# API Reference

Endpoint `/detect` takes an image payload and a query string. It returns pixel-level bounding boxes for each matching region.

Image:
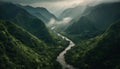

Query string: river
[51,27,76,69]
[56,33,76,69]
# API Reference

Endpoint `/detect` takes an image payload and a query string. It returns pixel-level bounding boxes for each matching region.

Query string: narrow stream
[56,33,76,69]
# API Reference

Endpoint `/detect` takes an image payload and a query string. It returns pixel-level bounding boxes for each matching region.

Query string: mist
[49,17,72,25]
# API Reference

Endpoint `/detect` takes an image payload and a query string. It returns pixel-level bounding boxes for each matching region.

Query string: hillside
[0,2,70,69]
[65,2,120,42]
[0,20,69,69]
[0,2,54,44]
[65,19,120,69]
[21,5,57,23]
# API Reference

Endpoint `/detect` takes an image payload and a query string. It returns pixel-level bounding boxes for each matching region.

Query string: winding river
[52,27,75,69]
[56,33,76,69]
[52,27,76,69]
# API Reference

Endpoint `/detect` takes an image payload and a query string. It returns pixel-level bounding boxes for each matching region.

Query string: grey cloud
[1,0,119,4]
[1,0,67,4]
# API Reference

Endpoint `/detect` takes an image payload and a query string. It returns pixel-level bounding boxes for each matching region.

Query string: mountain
[82,19,120,69]
[59,5,86,20]
[21,5,57,23]
[0,20,48,69]
[0,2,54,44]
[64,3,120,68]
[0,20,69,69]
[65,19,120,69]
[65,2,120,41]
[51,6,86,33]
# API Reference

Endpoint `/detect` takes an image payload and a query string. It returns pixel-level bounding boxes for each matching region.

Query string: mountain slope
[65,19,120,69]
[22,5,57,23]
[65,2,120,41]
[0,20,48,69]
[59,5,85,20]
[52,6,86,33]
[0,2,54,44]
[0,20,69,69]
[82,19,120,69]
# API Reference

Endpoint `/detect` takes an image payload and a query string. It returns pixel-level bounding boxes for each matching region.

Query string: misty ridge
[47,0,120,25]
[0,0,120,69]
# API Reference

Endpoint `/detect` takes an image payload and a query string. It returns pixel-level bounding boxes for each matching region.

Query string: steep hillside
[0,2,54,44]
[65,19,120,69]
[22,5,57,23]
[65,2,120,41]
[0,20,69,69]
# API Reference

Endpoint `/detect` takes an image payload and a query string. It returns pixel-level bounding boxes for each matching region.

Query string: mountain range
[0,2,54,44]
[0,1,120,69]
[64,2,120,69]
[0,2,68,69]
[65,19,120,69]
[65,2,120,42]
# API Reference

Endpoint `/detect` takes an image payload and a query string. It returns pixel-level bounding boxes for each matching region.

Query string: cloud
[1,0,119,4]
[49,17,72,25]
[1,0,72,4]
[48,18,56,25]
[61,17,72,24]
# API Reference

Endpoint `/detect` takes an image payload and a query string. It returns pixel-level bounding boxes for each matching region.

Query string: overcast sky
[1,0,120,16]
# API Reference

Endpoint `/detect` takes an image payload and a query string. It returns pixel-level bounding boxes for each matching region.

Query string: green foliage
[0,2,54,44]
[65,20,120,69]
[0,20,68,69]
[65,2,120,42]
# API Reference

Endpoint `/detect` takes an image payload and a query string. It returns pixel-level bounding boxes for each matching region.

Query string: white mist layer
[49,17,73,25]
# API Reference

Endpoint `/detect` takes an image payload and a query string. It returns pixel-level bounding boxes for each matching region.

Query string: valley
[56,32,76,69]
[52,27,76,69]
[0,0,120,69]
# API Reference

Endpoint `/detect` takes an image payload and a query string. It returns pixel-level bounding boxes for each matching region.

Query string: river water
[56,33,76,69]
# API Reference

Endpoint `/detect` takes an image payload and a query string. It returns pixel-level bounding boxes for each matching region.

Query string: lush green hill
[0,2,70,69]
[0,20,69,69]
[0,2,54,44]
[65,19,120,69]
[65,2,120,42]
